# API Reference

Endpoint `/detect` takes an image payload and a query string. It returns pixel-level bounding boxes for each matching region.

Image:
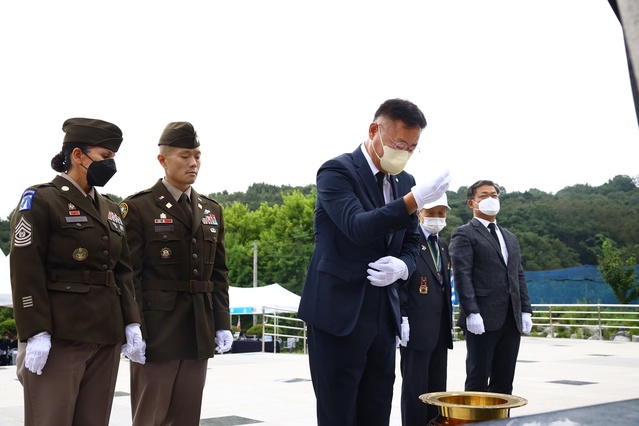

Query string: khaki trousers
[17,338,121,426]
[130,358,208,426]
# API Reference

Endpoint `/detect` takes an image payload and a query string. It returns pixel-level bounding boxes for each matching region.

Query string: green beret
[62,118,123,152]
[158,122,200,148]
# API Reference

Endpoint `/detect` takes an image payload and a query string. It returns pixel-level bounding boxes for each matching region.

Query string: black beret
[62,118,123,152]
[158,122,200,148]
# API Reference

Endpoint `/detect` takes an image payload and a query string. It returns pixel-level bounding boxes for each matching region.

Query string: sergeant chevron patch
[13,217,33,247]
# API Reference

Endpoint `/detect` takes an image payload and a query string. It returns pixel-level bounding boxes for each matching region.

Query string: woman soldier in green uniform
[10,118,146,426]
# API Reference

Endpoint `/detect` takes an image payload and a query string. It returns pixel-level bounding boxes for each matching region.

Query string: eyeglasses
[378,124,419,154]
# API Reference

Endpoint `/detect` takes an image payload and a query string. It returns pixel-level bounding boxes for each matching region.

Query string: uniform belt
[48,270,116,286]
[142,280,214,293]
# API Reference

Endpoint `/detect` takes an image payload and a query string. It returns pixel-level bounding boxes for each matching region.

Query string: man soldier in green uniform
[119,121,232,426]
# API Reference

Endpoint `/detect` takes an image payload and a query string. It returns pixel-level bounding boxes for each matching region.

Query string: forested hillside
[1,175,637,296]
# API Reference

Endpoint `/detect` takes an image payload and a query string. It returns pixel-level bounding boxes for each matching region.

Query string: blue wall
[524,265,639,304]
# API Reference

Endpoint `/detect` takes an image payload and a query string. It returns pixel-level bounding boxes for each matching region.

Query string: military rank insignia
[13,217,33,248]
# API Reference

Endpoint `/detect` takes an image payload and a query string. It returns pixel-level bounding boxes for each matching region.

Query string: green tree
[597,238,639,304]
[257,190,315,294]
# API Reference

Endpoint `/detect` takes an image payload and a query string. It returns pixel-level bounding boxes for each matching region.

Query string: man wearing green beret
[119,122,232,426]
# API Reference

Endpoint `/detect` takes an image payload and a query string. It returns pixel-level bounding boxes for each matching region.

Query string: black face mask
[83,155,117,187]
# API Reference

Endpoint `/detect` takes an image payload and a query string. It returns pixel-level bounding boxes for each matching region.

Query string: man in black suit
[449,180,533,395]
[399,193,454,425]
[298,98,451,425]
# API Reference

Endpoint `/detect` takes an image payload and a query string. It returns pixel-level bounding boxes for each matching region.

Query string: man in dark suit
[119,122,233,426]
[298,98,451,426]
[449,180,533,395]
[398,193,453,425]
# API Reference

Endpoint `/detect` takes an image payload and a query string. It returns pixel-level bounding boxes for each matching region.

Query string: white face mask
[477,197,500,216]
[421,217,446,234]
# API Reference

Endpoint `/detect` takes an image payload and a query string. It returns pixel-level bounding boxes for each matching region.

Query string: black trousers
[308,285,397,426]
[464,307,521,394]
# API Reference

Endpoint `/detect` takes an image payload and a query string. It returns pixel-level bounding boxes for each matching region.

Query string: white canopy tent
[229,283,301,314]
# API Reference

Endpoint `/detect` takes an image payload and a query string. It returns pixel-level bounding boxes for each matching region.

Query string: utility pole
[253,240,258,325]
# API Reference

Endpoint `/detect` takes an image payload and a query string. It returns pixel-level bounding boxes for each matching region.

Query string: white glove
[466,313,485,335]
[215,330,233,354]
[400,317,410,347]
[367,256,408,287]
[521,312,533,334]
[411,170,451,208]
[25,332,51,375]
[121,323,146,364]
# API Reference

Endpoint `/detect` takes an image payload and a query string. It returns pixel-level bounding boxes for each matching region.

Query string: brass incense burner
[420,391,528,425]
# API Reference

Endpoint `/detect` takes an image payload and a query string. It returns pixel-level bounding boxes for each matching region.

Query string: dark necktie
[87,195,98,212]
[488,223,499,243]
[376,172,385,199]
[178,193,192,224]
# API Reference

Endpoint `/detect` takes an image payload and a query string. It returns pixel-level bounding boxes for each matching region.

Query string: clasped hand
[367,256,408,287]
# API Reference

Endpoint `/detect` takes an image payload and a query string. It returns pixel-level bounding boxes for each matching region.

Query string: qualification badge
[419,276,428,294]
[73,248,89,261]
[161,247,172,259]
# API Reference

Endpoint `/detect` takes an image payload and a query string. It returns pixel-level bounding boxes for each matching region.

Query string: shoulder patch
[13,217,33,247]
[18,189,36,211]
[119,202,129,219]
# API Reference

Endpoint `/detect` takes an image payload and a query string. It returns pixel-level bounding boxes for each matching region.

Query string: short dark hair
[373,98,427,129]
[466,180,500,201]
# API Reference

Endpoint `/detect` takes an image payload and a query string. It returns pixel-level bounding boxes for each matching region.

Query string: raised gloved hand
[215,330,233,354]
[367,256,408,287]
[400,317,410,347]
[122,323,146,364]
[521,312,533,334]
[25,331,51,375]
[466,313,485,335]
[411,170,451,208]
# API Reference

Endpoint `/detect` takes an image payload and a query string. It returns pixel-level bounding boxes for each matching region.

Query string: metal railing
[258,304,639,354]
[261,306,308,354]
[529,303,639,339]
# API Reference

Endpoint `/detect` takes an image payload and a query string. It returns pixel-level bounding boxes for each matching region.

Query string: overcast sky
[1,0,637,219]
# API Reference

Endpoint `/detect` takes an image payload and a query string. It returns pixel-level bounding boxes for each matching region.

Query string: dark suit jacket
[120,179,230,362]
[298,146,420,337]
[449,218,531,332]
[399,229,453,351]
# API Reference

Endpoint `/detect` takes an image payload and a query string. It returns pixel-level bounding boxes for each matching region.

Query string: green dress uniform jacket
[10,175,141,344]
[119,179,230,362]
